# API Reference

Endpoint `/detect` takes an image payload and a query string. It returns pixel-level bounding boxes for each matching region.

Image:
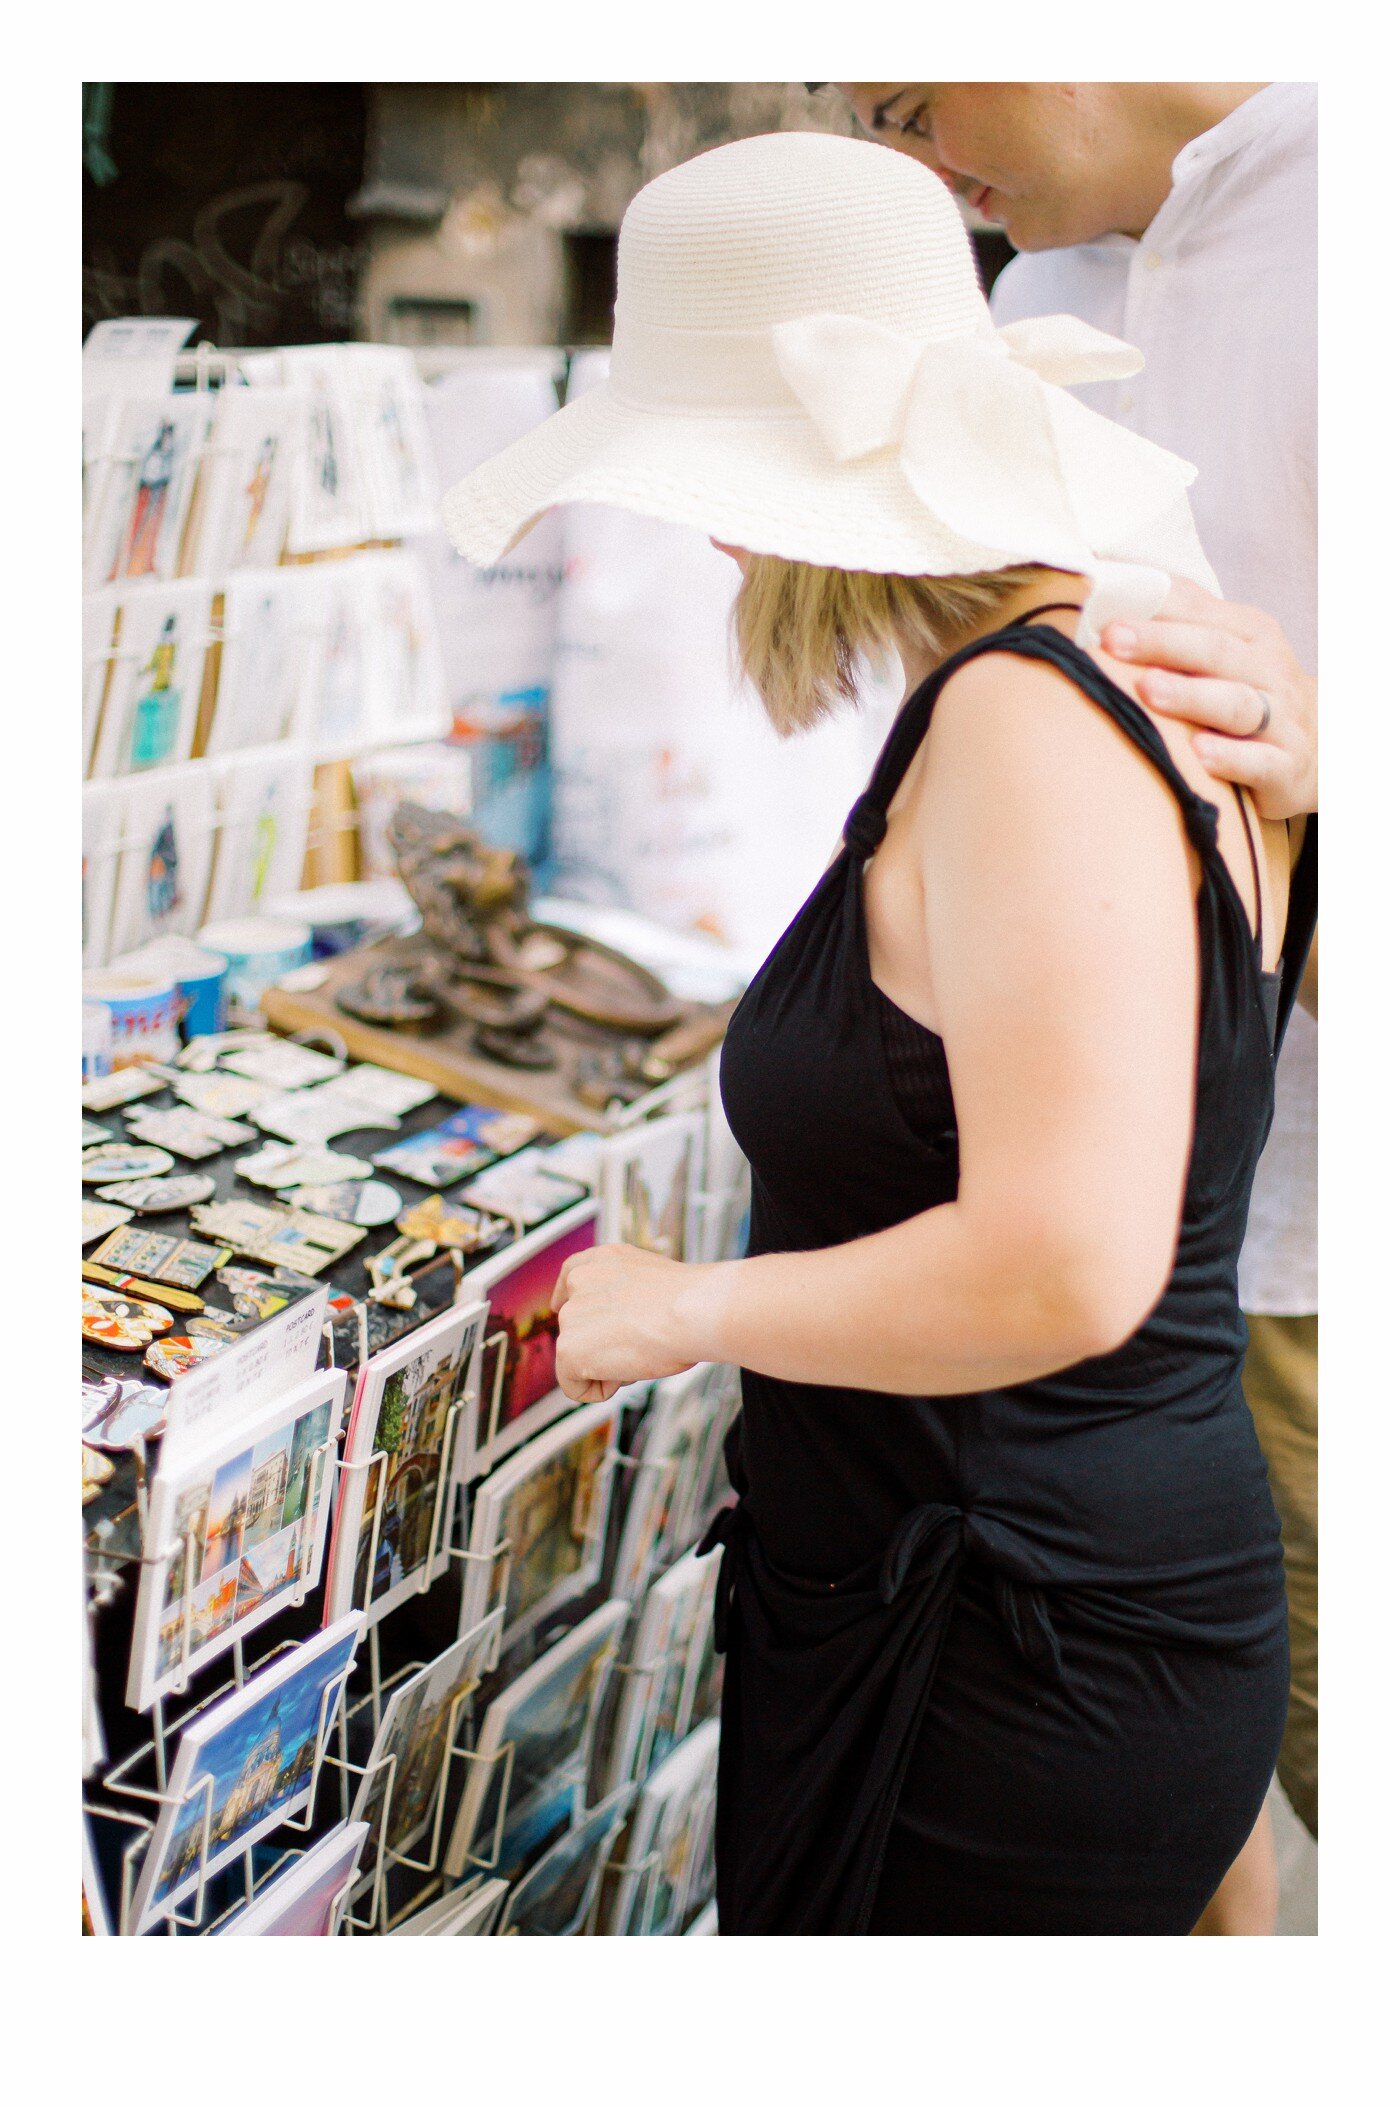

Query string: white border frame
[453,1197,597,1475]
[215,1819,370,1936]
[349,1610,503,1868]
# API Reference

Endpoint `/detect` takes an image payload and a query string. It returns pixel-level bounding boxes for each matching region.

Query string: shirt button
[1142,249,1164,271]
[1119,390,1135,414]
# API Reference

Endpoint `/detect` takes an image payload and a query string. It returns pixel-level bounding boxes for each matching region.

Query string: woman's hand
[1101,578,1317,820]
[551,1243,708,1404]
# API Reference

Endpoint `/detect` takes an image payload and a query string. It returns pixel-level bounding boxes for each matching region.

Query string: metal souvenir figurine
[93,1173,218,1214]
[81,1142,175,1185]
[393,1191,510,1253]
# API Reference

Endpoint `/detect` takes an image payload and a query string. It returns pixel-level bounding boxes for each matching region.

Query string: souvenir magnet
[144,1332,228,1380]
[123,1105,257,1158]
[170,1070,275,1119]
[393,1192,509,1253]
[250,1089,396,1145]
[82,1261,206,1314]
[177,1029,276,1074]
[214,1264,318,1320]
[372,1105,542,1189]
[186,1310,258,1346]
[287,1178,402,1227]
[83,1446,115,1503]
[81,1067,167,1113]
[83,1199,134,1245]
[94,1174,218,1214]
[82,1143,175,1184]
[84,1380,168,1450]
[83,1375,123,1433]
[219,1040,346,1090]
[83,1283,174,1350]
[89,1226,228,1289]
[189,1198,365,1275]
[318,1064,437,1118]
[233,1140,374,1189]
[82,1119,114,1148]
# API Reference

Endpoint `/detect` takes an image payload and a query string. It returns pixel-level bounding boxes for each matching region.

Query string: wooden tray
[261,934,730,1137]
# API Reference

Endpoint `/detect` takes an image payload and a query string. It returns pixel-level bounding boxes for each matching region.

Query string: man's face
[840,83,1119,251]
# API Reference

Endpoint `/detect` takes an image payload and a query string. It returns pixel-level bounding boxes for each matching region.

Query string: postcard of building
[457,1398,620,1651]
[129,1611,363,1935]
[497,1783,636,1937]
[598,1546,723,1798]
[455,1199,597,1475]
[610,1364,723,1602]
[216,1819,369,1936]
[350,1609,504,1880]
[323,1298,488,1630]
[127,1367,348,1711]
[443,1597,628,1884]
[597,1111,704,1261]
[606,1717,720,1937]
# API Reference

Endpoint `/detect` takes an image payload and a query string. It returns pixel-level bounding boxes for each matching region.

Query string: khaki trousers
[1243,1312,1318,1837]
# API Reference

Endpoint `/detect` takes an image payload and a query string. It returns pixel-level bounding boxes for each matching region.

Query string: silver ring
[1249,689,1272,739]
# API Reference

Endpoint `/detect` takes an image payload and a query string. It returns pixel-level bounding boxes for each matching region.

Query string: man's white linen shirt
[991,82,1317,1315]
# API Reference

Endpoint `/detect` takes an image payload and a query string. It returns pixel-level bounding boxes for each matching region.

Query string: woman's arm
[553,650,1200,1402]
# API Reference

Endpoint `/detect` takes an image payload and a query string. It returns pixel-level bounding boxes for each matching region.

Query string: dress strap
[1272,814,1317,1054]
[1009,601,1086,627]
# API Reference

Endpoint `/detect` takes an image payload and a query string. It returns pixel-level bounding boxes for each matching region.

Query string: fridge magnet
[443,1597,629,1885]
[215,1264,320,1322]
[83,1199,134,1245]
[82,1119,115,1148]
[289,1178,402,1227]
[250,1090,393,1147]
[322,1297,489,1629]
[497,1783,637,1938]
[127,1610,364,1935]
[94,1173,217,1214]
[324,1251,462,1376]
[82,1445,116,1504]
[596,1547,723,1799]
[350,1609,504,1881]
[393,1191,510,1254]
[186,1310,259,1347]
[234,1140,373,1189]
[388,1876,508,1937]
[81,1065,167,1113]
[606,1718,721,1938]
[128,1365,348,1710]
[170,1068,278,1120]
[319,1063,437,1120]
[456,1200,597,1472]
[219,1038,346,1091]
[176,1029,275,1072]
[371,1105,541,1190]
[216,1818,369,1937]
[145,1332,231,1381]
[123,1105,257,1158]
[457,1146,589,1232]
[90,1224,228,1289]
[188,1197,366,1275]
[84,1377,169,1451]
[457,1398,620,1651]
[597,1111,704,1261]
[82,1282,175,1352]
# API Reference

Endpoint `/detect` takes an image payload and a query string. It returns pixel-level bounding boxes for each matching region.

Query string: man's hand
[1101,578,1317,820]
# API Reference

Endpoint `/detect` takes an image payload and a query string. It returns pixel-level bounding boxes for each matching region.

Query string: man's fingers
[1103,619,1256,684]
[1136,672,1271,738]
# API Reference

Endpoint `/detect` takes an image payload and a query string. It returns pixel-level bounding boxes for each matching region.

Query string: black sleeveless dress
[708,610,1315,1936]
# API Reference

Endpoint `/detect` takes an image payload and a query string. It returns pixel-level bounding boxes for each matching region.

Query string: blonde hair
[732,556,1049,735]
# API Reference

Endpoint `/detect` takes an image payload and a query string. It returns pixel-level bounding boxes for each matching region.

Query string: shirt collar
[1169,82,1308,186]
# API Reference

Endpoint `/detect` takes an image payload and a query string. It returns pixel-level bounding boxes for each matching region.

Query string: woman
[442,132,1313,1935]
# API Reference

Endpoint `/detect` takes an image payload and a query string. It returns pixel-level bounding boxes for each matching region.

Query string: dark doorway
[562,230,620,346]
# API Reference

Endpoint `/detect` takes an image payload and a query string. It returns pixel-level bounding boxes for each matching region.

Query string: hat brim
[440,381,1012,578]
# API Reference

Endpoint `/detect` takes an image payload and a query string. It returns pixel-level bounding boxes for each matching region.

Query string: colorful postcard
[215,1819,368,1936]
[497,1784,636,1937]
[388,1877,508,1937]
[127,1366,348,1710]
[597,1111,704,1261]
[349,345,440,540]
[108,762,217,956]
[186,386,295,576]
[86,393,204,589]
[129,1611,363,1935]
[457,1146,589,1231]
[456,1199,597,1473]
[458,1400,620,1651]
[90,581,211,780]
[606,1718,720,1937]
[677,1365,742,1550]
[203,744,315,924]
[323,1298,489,1630]
[350,1611,503,1884]
[443,1597,628,1884]
[596,1547,723,1799]
[611,1365,724,1602]
[372,1106,542,1190]
[208,568,322,756]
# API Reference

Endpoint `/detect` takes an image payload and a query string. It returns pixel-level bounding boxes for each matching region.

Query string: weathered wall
[355,84,861,345]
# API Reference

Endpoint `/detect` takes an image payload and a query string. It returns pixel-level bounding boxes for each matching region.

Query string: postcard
[388,1876,508,1936]
[274,345,370,554]
[686,1899,719,1935]
[606,1718,720,1937]
[108,762,218,955]
[216,1819,368,1936]
[203,745,315,924]
[86,393,204,589]
[208,568,322,757]
[596,1547,723,1798]
[457,1146,589,1231]
[185,387,296,577]
[323,1298,489,1630]
[455,1199,597,1473]
[611,1364,724,1601]
[372,1105,542,1189]
[129,1610,363,1935]
[458,1399,620,1651]
[597,1111,704,1263]
[324,1251,460,1377]
[443,1597,628,1884]
[127,1366,348,1710]
[497,1783,636,1937]
[89,581,211,779]
[350,1610,503,1886]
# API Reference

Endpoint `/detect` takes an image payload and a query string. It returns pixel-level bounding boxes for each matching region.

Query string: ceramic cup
[196,916,312,1020]
[81,968,182,1069]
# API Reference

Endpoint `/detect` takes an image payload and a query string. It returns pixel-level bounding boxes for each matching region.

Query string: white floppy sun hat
[442,130,1218,639]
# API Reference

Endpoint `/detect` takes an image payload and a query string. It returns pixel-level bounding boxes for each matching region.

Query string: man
[839,81,1318,1935]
